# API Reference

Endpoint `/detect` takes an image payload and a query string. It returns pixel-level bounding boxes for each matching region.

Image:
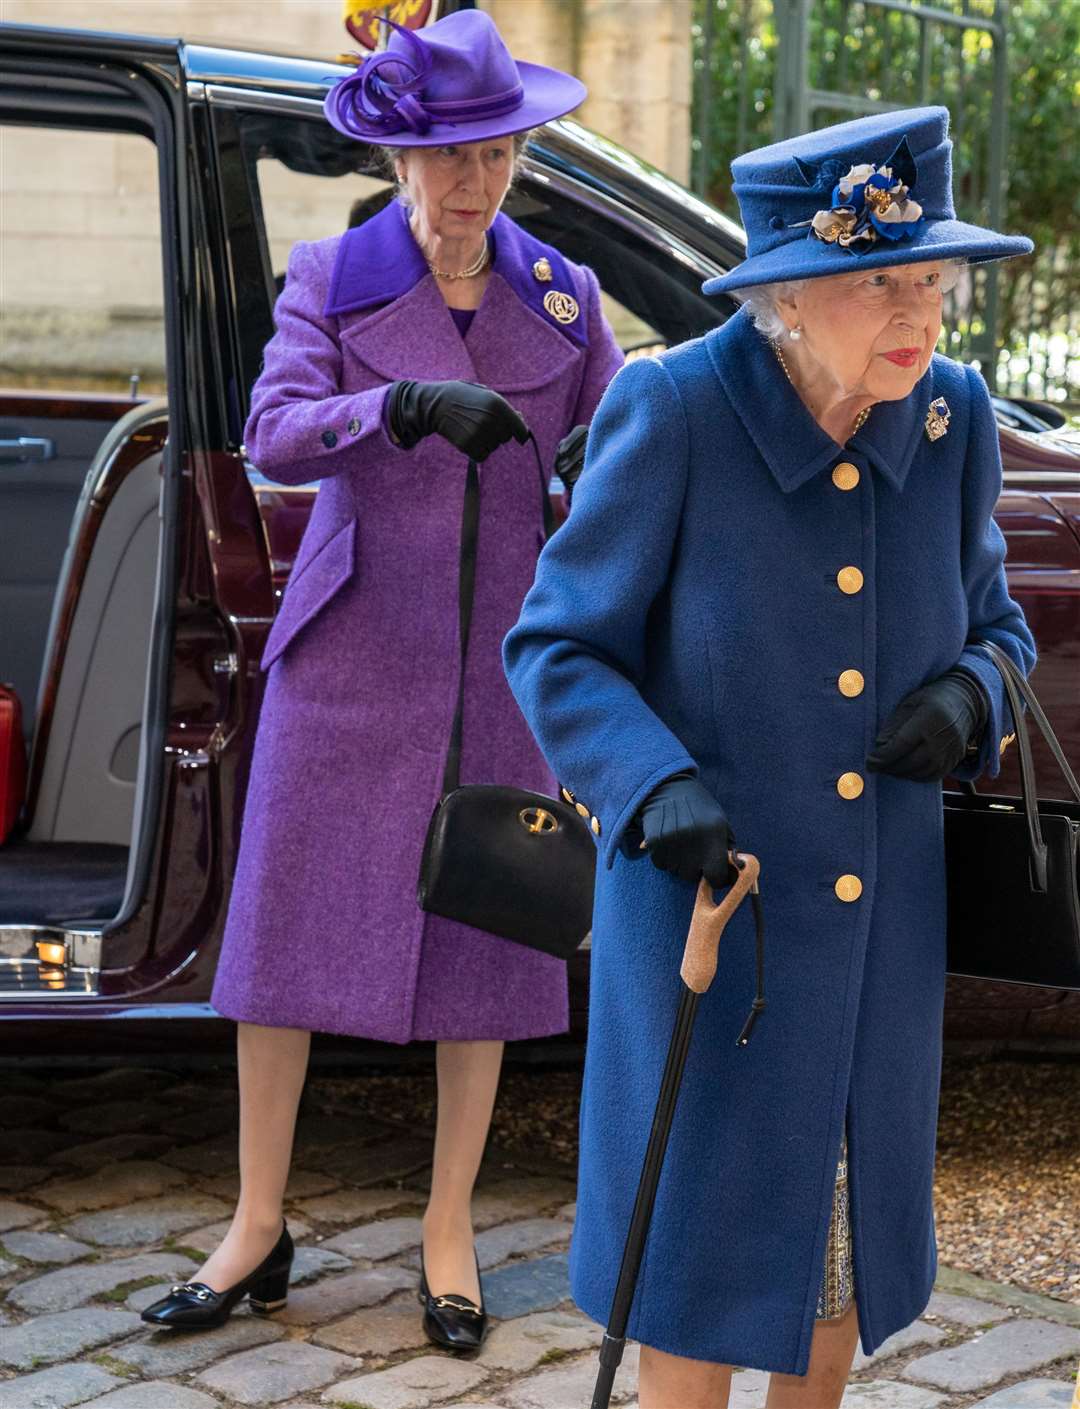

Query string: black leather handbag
[944,638,1080,990]
[416,449,596,960]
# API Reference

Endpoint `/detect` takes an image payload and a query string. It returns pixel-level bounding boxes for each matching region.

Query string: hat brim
[324,60,586,147]
[701,217,1034,295]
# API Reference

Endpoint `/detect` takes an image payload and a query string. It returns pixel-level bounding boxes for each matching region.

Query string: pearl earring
[789,325,802,341]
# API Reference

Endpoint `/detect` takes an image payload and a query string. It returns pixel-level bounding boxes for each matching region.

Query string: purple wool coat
[210,200,624,1042]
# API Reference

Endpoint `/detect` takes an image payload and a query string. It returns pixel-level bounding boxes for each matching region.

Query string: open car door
[0,25,273,1016]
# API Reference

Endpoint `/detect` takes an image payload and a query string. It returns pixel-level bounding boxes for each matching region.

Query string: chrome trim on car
[0,926,103,999]
[205,84,331,119]
[1003,472,1080,485]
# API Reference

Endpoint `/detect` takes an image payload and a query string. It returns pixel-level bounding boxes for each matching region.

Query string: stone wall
[484,0,691,185]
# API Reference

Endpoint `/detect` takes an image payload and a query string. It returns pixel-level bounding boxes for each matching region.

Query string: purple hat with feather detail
[324,9,586,147]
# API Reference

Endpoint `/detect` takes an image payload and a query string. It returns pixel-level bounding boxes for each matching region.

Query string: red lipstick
[883,347,920,367]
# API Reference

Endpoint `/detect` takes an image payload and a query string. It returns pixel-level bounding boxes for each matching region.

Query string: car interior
[0,107,170,966]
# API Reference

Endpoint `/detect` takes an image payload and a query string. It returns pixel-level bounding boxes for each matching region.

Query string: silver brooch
[925,397,950,441]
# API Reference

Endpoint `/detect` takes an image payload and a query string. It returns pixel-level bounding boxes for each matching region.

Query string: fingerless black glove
[388,378,529,462]
[622,771,737,888]
[554,424,589,498]
[865,667,990,782]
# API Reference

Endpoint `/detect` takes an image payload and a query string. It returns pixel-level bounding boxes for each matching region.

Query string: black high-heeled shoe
[140,1220,294,1330]
[418,1243,488,1351]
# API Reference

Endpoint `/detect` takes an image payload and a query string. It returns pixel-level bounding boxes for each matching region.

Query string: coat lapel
[466,272,581,393]
[337,277,478,384]
[708,306,929,494]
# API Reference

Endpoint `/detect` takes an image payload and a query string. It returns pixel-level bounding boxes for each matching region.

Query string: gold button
[838,669,864,697]
[560,786,575,804]
[591,815,601,835]
[836,771,864,800]
[832,462,860,490]
[835,874,863,902]
[837,566,864,595]
[575,801,589,818]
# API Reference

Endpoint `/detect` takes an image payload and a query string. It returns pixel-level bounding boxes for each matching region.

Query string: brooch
[791,136,924,255]
[925,397,951,441]
[543,289,579,324]
[532,257,553,283]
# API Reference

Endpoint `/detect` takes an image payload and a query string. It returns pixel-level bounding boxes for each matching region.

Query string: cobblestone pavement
[1,1063,1078,1409]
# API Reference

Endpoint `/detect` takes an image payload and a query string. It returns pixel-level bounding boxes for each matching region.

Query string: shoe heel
[248,1266,290,1314]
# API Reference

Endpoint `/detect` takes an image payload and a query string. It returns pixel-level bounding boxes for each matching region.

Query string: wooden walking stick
[589,851,764,1409]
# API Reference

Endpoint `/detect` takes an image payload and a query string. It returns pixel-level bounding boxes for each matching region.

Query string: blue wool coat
[502,305,1036,1375]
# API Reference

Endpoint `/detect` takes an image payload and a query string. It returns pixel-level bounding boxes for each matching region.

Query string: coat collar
[706,306,931,494]
[324,199,588,349]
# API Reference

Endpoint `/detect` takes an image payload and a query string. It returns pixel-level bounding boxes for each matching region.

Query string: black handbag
[944,637,1080,990]
[416,445,596,960]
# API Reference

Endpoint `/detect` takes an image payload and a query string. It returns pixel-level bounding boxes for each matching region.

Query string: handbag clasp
[519,805,559,834]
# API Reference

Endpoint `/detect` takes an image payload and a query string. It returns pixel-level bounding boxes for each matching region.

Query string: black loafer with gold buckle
[418,1246,488,1351]
[140,1220,294,1330]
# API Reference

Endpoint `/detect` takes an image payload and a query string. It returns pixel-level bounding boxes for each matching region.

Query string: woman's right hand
[388,378,529,461]
[624,772,737,889]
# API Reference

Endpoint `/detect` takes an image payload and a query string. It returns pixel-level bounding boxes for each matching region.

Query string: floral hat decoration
[702,106,1032,296]
[323,8,586,147]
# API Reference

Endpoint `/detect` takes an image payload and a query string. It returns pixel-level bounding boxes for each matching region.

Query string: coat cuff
[947,651,1020,783]
[592,754,700,871]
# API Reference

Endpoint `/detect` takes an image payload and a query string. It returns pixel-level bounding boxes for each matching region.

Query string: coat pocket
[260,517,356,671]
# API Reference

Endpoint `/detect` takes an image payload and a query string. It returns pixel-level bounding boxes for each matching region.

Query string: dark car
[0,23,1077,1049]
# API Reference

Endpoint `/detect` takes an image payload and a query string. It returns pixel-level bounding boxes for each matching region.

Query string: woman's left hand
[865,669,990,781]
[554,425,589,497]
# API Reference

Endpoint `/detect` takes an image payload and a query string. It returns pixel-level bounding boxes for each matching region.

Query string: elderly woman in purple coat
[141,12,622,1347]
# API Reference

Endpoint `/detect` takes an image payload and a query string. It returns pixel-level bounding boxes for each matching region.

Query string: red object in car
[0,685,26,845]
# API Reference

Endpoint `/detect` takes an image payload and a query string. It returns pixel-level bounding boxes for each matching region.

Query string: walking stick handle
[680,851,760,994]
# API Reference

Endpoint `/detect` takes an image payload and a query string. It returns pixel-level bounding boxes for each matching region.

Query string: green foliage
[692,0,1080,398]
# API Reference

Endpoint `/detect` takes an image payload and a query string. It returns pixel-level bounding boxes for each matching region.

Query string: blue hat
[702,106,1032,296]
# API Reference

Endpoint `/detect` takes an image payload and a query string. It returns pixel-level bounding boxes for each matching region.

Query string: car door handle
[0,437,56,463]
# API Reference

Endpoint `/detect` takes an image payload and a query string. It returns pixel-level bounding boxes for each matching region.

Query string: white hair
[733,280,809,341]
[733,257,969,342]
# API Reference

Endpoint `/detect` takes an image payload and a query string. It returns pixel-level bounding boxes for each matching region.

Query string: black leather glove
[865,668,990,782]
[388,379,529,461]
[554,424,589,498]
[622,771,738,888]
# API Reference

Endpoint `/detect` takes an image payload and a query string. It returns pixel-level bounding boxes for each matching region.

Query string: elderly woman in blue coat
[503,106,1036,1409]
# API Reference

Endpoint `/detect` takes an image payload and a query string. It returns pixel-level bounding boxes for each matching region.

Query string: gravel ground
[934,1055,1079,1304]
[314,1051,1079,1306]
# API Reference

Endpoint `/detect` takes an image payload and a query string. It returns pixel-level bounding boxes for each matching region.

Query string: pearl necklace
[772,341,871,438]
[426,238,491,281]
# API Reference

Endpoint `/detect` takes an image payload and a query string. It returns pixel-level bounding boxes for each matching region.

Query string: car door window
[0,122,166,748]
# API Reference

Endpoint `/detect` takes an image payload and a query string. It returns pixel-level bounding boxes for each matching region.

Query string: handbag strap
[976,640,1080,805]
[440,432,554,798]
[968,638,1080,893]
